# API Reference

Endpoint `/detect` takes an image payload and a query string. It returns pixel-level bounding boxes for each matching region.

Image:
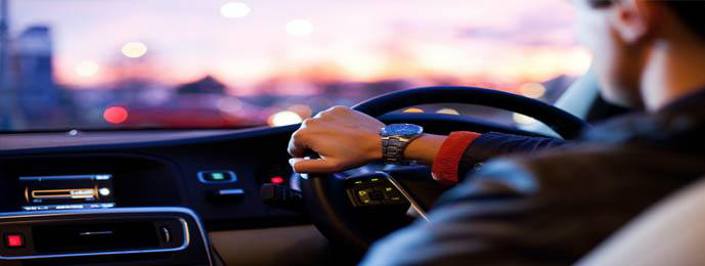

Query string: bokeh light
[220,2,251,19]
[74,61,100,77]
[103,106,129,124]
[11,0,589,130]
[403,107,425,113]
[519,83,547,98]
[513,113,537,125]
[268,110,303,126]
[436,108,460,115]
[285,19,314,36]
[121,42,148,58]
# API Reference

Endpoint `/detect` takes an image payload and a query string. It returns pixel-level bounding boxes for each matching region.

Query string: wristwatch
[380,123,424,163]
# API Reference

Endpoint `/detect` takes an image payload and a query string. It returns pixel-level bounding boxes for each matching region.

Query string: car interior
[0,73,624,266]
[0,0,684,265]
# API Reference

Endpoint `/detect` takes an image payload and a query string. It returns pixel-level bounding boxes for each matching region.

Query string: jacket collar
[582,87,705,151]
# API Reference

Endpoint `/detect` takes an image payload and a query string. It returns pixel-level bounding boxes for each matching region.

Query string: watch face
[381,124,423,138]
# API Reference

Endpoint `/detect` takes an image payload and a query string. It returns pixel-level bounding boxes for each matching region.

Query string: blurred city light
[436,108,460,115]
[403,107,425,113]
[74,61,100,77]
[220,2,251,19]
[268,111,303,126]
[518,82,547,98]
[103,106,129,124]
[512,113,537,125]
[285,19,314,36]
[121,42,148,58]
[4,0,586,131]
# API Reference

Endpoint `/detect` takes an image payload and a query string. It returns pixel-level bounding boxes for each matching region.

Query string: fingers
[314,105,351,119]
[289,158,342,173]
[286,105,372,174]
[325,105,350,114]
[287,118,317,157]
[287,129,308,158]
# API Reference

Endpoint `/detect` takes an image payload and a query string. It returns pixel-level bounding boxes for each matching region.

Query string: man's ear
[608,0,658,44]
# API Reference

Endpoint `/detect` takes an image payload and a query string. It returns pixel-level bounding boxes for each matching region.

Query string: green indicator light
[212,173,225,180]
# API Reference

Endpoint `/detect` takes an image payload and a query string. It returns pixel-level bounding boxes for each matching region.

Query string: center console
[19,174,116,211]
[0,207,212,265]
[0,154,214,265]
[0,154,185,213]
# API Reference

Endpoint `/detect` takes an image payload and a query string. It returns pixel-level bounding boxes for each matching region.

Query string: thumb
[289,158,341,173]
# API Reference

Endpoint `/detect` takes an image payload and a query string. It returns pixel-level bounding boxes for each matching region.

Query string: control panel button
[369,190,384,201]
[208,188,246,202]
[198,170,237,184]
[269,176,286,185]
[347,176,408,207]
[216,188,245,196]
[4,233,24,248]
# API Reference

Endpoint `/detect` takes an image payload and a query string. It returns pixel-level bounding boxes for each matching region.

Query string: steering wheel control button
[198,170,237,184]
[357,190,372,204]
[346,176,408,207]
[369,190,384,201]
[4,233,24,248]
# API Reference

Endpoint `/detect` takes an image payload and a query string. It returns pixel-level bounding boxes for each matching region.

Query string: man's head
[573,0,705,108]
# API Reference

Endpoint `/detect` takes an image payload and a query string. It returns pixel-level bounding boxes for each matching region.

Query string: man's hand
[288,106,385,173]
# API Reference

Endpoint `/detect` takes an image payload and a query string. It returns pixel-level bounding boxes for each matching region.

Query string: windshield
[0,0,589,131]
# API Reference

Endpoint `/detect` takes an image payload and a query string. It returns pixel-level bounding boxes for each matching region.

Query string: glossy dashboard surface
[0,125,304,230]
[0,113,537,231]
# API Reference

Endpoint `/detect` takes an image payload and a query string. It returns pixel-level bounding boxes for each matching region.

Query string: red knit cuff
[431,131,481,184]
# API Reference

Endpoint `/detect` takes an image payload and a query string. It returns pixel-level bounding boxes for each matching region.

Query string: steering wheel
[299,86,588,253]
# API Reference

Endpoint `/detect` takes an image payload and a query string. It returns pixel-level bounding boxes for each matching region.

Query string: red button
[270,176,285,185]
[5,234,24,248]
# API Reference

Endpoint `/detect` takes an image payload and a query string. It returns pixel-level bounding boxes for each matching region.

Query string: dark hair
[588,0,705,39]
[664,2,705,39]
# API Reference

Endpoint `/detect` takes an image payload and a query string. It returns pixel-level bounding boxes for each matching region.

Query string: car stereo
[19,174,115,211]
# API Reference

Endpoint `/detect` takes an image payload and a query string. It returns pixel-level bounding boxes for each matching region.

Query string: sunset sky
[11,0,591,95]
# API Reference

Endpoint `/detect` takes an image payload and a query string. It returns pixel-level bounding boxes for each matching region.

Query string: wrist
[403,134,446,164]
[367,132,384,161]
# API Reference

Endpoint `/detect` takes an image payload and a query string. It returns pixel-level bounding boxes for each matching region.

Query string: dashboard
[0,113,539,265]
[0,125,305,228]
[0,125,313,265]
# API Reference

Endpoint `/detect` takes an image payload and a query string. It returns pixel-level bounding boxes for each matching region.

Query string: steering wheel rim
[301,86,589,252]
[354,86,588,139]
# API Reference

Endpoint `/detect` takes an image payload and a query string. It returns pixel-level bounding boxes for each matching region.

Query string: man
[288,0,705,265]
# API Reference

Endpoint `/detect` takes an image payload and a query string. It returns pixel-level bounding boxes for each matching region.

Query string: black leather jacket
[361,88,705,266]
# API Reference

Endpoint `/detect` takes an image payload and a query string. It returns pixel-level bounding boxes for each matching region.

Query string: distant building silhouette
[0,0,12,129]
[176,75,226,95]
[14,25,61,127]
